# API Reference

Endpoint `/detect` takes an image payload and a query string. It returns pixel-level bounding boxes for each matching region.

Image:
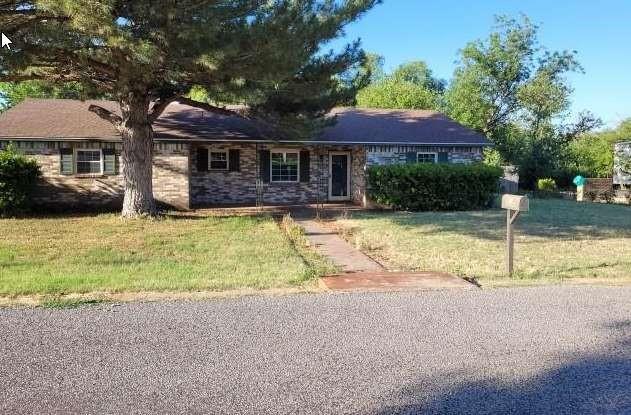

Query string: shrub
[0,144,41,216]
[366,163,503,211]
[600,190,615,204]
[537,178,557,192]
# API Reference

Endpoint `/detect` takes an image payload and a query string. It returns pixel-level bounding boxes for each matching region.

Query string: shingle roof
[0,99,121,140]
[319,107,489,145]
[0,99,489,146]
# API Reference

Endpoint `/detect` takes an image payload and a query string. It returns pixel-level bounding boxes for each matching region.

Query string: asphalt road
[1,286,630,414]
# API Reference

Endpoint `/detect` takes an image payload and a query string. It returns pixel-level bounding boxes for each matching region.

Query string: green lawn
[333,199,631,284]
[0,214,334,296]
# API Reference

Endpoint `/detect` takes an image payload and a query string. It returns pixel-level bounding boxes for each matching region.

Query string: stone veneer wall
[1,140,189,210]
[365,145,484,166]
[190,143,365,206]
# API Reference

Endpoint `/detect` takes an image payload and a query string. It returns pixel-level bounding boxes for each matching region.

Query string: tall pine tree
[0,0,378,217]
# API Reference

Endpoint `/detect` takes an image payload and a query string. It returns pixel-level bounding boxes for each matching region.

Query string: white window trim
[417,152,438,164]
[74,148,103,175]
[208,149,229,171]
[270,149,300,183]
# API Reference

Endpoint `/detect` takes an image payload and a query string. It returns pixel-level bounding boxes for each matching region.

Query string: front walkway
[290,207,476,292]
[295,218,384,273]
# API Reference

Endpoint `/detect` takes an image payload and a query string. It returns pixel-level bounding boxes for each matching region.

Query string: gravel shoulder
[1,286,630,414]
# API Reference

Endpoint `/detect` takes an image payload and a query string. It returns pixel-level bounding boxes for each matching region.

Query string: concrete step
[320,271,477,292]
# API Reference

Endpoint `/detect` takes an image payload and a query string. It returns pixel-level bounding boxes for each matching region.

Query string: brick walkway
[320,271,476,292]
[296,219,384,273]
[291,207,476,292]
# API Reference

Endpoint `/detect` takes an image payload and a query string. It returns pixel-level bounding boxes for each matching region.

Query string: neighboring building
[614,141,631,188]
[0,99,490,209]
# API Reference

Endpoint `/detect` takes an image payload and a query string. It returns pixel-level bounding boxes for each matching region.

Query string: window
[75,149,102,174]
[417,152,437,164]
[271,151,299,182]
[209,151,228,170]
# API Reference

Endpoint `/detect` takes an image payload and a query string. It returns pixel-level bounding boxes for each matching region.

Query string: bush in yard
[367,163,503,211]
[537,178,557,192]
[0,144,41,216]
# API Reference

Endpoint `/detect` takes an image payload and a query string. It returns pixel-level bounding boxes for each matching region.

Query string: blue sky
[331,0,631,128]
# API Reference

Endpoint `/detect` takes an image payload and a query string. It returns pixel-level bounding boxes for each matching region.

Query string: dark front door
[329,152,350,201]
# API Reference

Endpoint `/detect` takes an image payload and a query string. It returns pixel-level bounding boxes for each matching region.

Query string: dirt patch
[0,287,325,308]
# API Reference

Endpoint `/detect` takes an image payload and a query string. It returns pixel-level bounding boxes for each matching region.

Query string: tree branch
[148,96,179,123]
[88,105,122,127]
[0,72,81,83]
[172,97,284,140]
[173,96,246,117]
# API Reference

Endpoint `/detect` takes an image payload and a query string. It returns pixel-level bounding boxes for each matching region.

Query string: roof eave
[1,135,492,146]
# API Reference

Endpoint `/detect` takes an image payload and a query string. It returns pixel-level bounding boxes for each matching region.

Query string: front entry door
[329,152,351,201]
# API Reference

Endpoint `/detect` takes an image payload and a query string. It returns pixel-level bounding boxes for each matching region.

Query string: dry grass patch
[0,213,329,296]
[332,199,631,285]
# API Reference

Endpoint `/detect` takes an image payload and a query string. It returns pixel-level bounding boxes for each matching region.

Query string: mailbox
[501,194,529,212]
[501,194,529,277]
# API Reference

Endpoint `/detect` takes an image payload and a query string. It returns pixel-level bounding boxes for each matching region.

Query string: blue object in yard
[573,175,587,187]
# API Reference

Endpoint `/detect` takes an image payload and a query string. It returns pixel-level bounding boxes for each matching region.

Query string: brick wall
[365,145,484,166]
[152,143,190,210]
[2,140,189,210]
[190,143,366,206]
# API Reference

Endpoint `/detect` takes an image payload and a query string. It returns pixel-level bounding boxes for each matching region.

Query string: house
[0,99,490,209]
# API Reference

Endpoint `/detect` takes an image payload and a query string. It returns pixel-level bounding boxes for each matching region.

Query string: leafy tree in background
[569,119,631,177]
[391,61,445,93]
[358,52,386,84]
[0,80,100,111]
[444,16,601,187]
[356,78,440,110]
[356,59,444,110]
[1,0,378,217]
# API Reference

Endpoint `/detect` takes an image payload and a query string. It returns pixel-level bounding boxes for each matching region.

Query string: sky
[330,0,631,128]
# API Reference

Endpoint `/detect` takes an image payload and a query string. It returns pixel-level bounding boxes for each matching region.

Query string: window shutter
[259,150,270,183]
[438,152,449,163]
[59,148,73,175]
[197,147,209,172]
[229,149,240,172]
[103,148,117,175]
[299,150,310,183]
[406,152,417,164]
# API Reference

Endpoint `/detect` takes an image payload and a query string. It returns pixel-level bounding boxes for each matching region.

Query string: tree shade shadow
[371,321,631,415]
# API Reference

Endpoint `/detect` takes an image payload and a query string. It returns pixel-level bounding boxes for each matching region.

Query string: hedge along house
[0,99,490,210]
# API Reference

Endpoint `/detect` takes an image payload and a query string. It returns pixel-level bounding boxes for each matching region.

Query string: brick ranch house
[0,99,490,209]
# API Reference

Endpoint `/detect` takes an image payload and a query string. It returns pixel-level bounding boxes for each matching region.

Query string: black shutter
[299,150,310,183]
[438,152,449,163]
[103,148,117,175]
[406,151,417,164]
[259,150,270,183]
[59,148,73,175]
[197,147,209,172]
[229,149,240,172]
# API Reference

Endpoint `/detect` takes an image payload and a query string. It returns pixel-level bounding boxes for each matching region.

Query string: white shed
[614,141,631,186]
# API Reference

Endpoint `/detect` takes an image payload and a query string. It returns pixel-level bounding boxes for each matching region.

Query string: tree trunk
[119,93,157,218]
